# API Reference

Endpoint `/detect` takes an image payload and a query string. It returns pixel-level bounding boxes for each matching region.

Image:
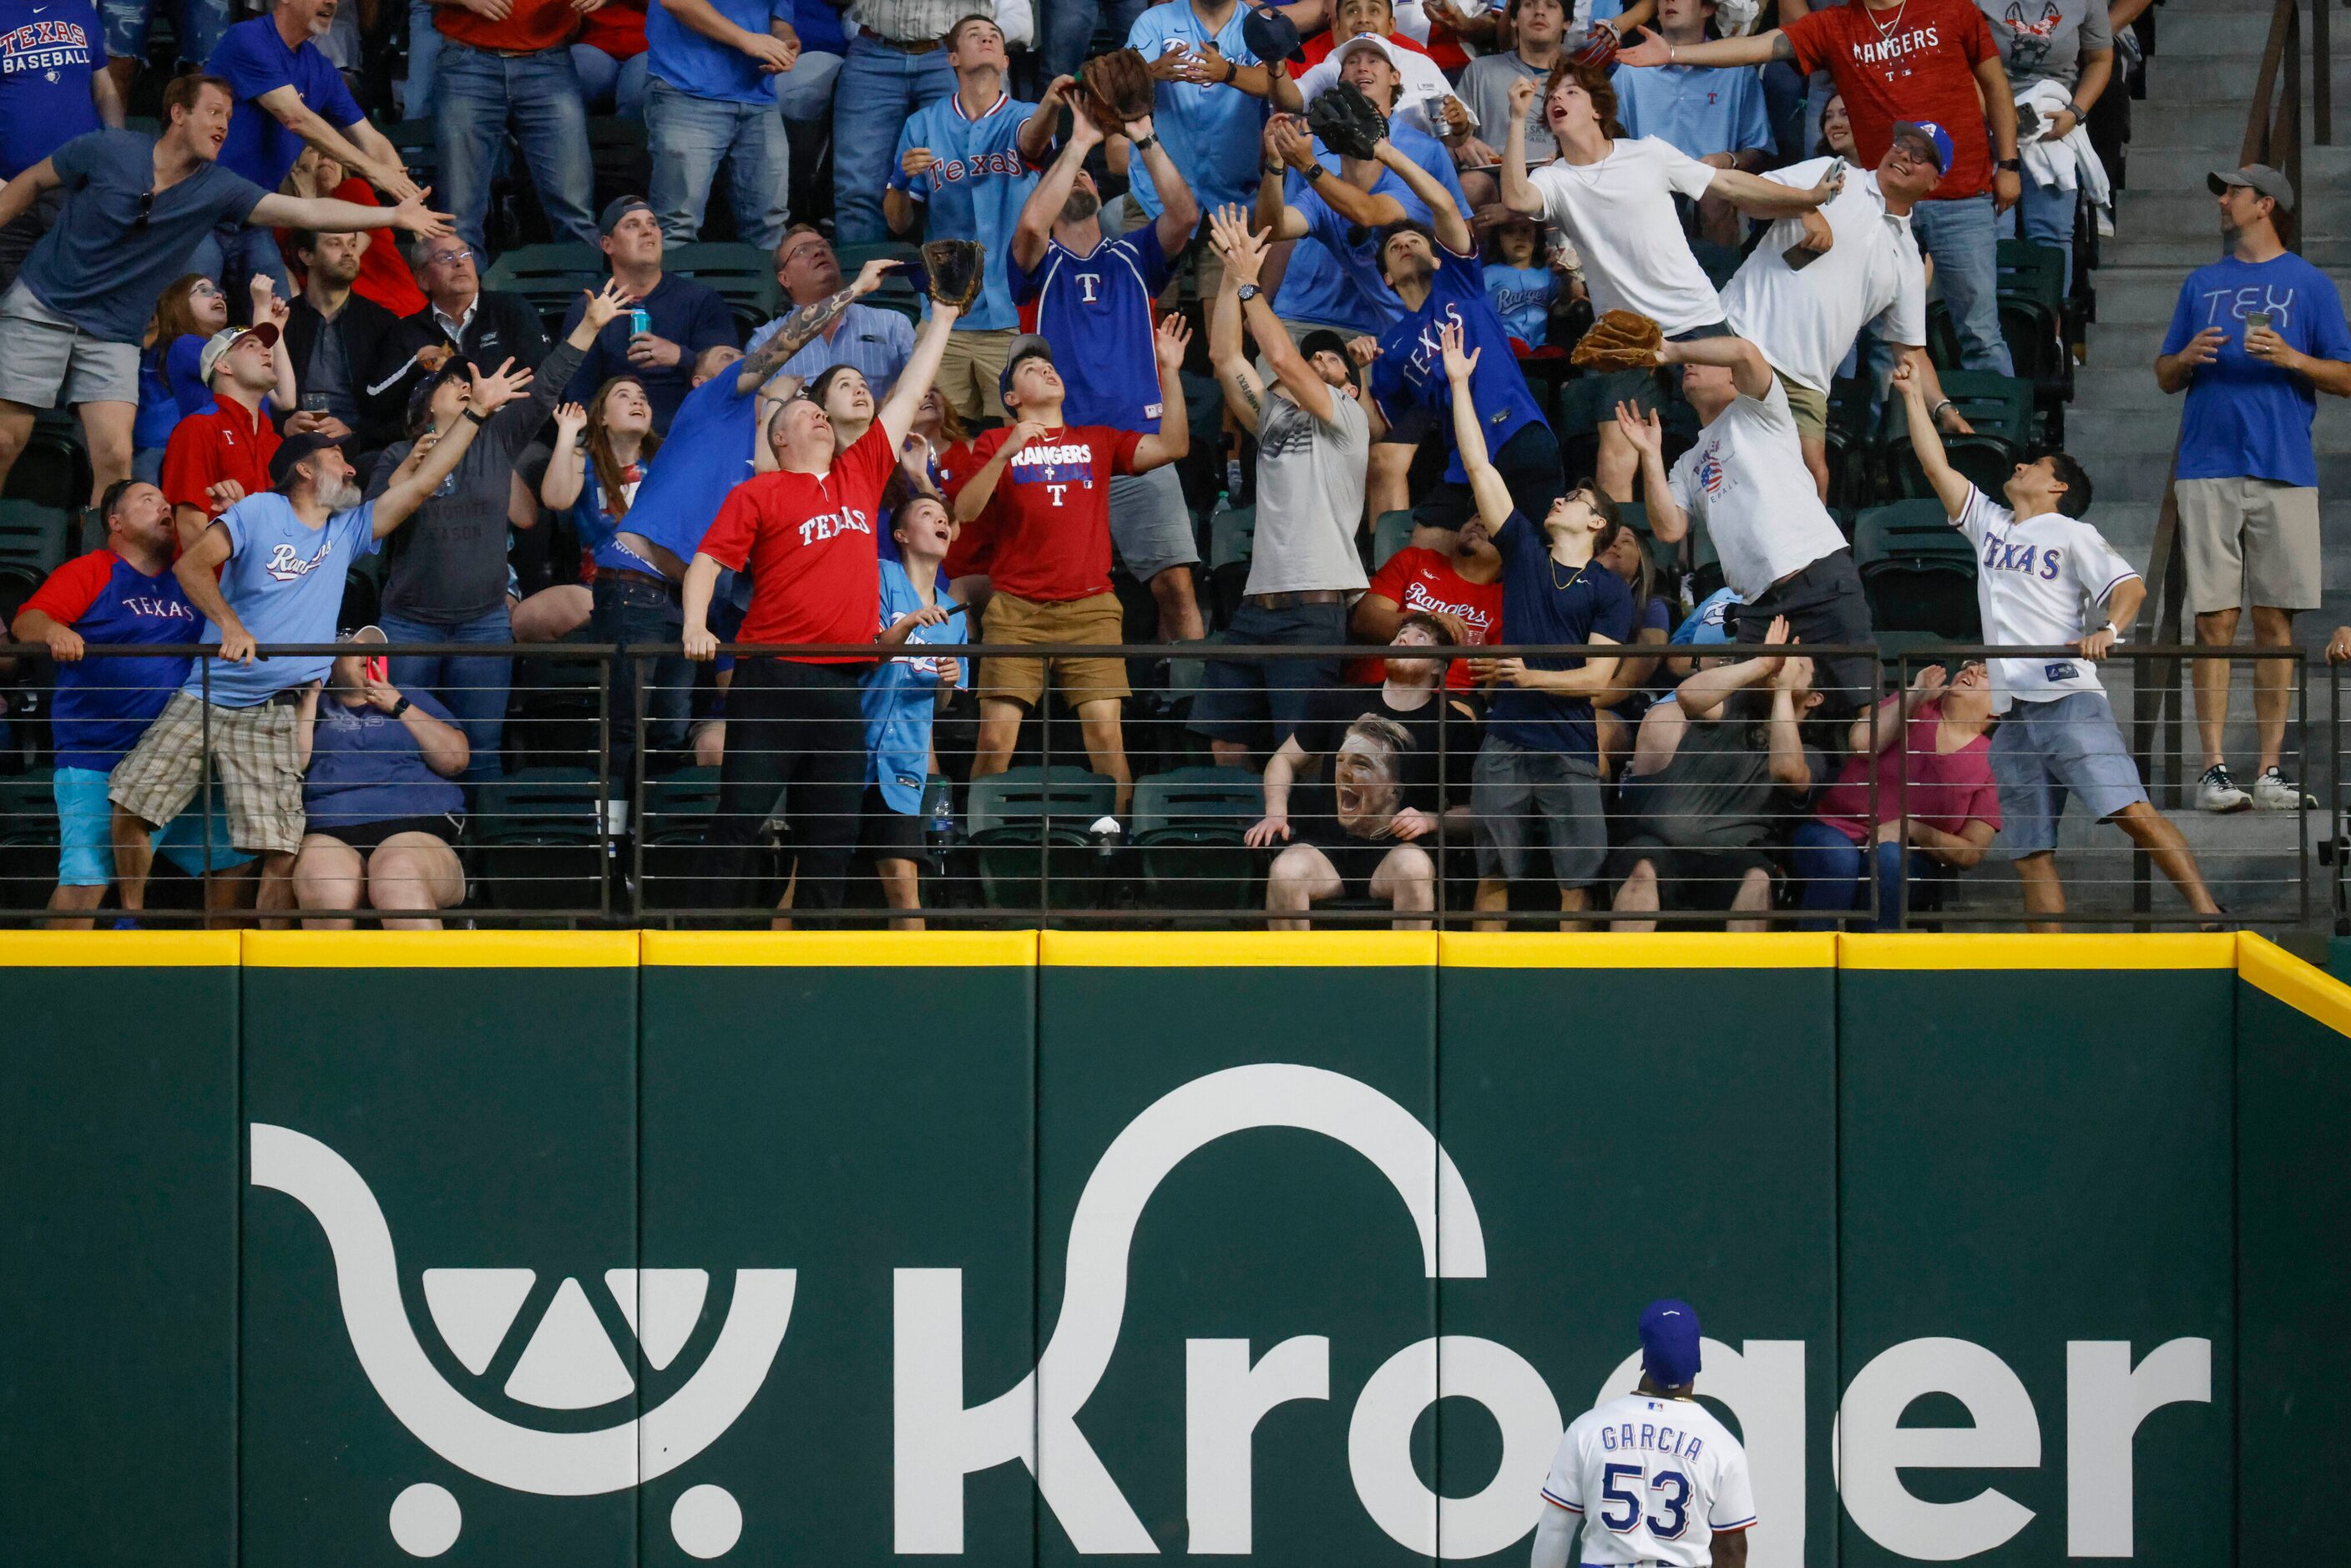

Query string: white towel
[2015,77,2115,237]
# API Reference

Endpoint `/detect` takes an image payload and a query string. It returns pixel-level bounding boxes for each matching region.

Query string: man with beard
[1246,614,1478,928]
[1009,88,1205,645]
[109,360,530,918]
[283,228,409,459]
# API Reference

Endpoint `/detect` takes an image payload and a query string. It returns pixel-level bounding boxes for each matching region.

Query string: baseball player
[1893,362,2225,931]
[1534,1299,1756,1568]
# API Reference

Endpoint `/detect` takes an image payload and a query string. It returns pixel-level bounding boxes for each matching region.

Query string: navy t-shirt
[304,687,467,827]
[21,129,267,342]
[1370,240,1550,484]
[0,0,100,180]
[2161,251,2351,488]
[207,15,363,193]
[1486,512,1634,756]
[562,270,741,432]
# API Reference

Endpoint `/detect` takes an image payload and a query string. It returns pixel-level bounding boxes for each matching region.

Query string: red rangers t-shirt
[159,398,281,524]
[939,423,1143,604]
[1351,546,1504,689]
[1783,0,1999,200]
[699,422,896,661]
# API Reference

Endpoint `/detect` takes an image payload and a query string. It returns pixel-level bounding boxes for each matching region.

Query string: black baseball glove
[1307,80,1388,161]
[920,240,986,311]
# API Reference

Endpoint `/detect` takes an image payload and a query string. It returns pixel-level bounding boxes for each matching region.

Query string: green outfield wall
[1,929,2343,1565]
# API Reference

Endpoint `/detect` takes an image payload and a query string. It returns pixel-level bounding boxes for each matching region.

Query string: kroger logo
[252,1064,2211,1560]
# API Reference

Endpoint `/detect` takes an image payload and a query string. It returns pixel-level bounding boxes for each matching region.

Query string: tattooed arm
[1207,215,1269,428]
[734,259,901,395]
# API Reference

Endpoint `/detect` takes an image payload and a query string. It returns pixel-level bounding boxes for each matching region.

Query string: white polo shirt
[1955,485,2141,712]
[1668,375,1849,598]
[1722,159,1929,394]
[1528,138,1725,336]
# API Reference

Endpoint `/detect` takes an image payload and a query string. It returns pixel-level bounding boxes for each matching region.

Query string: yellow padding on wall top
[1041,930,1438,966]
[1438,932,1837,967]
[0,930,241,965]
[2237,931,2351,1039]
[240,930,641,968]
[1839,933,2240,969]
[641,930,1039,967]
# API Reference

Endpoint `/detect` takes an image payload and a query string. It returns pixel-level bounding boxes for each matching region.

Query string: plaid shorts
[109,690,306,857]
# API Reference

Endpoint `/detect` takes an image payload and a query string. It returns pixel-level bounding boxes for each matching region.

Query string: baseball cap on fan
[1332,32,1409,71]
[1890,119,1955,175]
[198,321,280,384]
[999,334,1054,404]
[1640,1298,1703,1388]
[2207,164,2296,210]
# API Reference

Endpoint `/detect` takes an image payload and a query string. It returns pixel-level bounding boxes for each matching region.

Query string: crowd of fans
[0,0,2342,933]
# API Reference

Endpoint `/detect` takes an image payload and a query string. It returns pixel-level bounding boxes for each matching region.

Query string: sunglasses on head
[132,189,154,231]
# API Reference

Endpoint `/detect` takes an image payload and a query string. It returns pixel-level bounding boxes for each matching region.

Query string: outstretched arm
[1657,331,1777,402]
[877,296,963,447]
[1611,400,1683,543]
[249,186,452,240]
[1714,160,1842,217]
[1275,115,1407,228]
[1209,205,1337,423]
[1372,137,1473,255]
[369,359,531,534]
[1255,115,1313,240]
[735,258,901,393]
[1132,315,1193,469]
[1614,24,1789,68]
[1015,96,1102,272]
[1206,207,1272,427]
[1440,320,1514,533]
[1892,358,1974,519]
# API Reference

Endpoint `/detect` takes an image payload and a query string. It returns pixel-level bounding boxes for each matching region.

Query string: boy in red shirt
[1616,0,2021,372]
[680,291,961,922]
[940,326,1191,823]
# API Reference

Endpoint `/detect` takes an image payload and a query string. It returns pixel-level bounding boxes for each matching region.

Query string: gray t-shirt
[20,129,268,343]
[1246,383,1371,597]
[1459,52,1557,164]
[1979,0,2112,90]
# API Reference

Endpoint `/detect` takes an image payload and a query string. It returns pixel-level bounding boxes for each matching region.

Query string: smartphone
[1782,159,1843,271]
[2014,102,2041,142]
[363,655,388,684]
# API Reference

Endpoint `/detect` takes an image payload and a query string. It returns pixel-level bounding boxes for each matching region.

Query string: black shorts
[857,785,925,860]
[1603,832,1778,910]
[1297,834,1433,900]
[310,813,465,855]
[1732,549,1877,719]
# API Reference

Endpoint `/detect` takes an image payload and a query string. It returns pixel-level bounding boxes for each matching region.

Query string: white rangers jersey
[1540,1391,1757,1565]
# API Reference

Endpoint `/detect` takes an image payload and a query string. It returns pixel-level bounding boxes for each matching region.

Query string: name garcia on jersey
[1599,1418,1711,1464]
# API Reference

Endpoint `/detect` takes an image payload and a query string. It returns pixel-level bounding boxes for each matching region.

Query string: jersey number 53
[1600,1462,1692,1538]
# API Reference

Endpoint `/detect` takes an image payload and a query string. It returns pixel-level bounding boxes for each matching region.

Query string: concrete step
[2085,266,2219,326]
[2101,231,2351,268]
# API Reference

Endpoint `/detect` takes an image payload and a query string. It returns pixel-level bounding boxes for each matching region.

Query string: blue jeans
[1908,194,2014,375]
[832,35,953,245]
[573,44,652,118]
[1790,820,1929,929]
[589,574,691,802]
[434,42,599,257]
[645,78,790,250]
[1039,0,1151,89]
[2003,175,2077,294]
[380,605,514,787]
[404,0,441,114]
[185,223,293,320]
[102,0,231,67]
[774,49,842,124]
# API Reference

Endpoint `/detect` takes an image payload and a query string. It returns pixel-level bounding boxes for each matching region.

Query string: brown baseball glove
[1570,308,1664,371]
[1079,48,1155,129]
[919,239,986,311]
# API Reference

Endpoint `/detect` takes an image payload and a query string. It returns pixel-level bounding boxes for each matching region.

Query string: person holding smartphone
[2156,164,2351,813]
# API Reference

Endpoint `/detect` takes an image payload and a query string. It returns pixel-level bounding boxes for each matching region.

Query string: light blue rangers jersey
[889,88,1044,333]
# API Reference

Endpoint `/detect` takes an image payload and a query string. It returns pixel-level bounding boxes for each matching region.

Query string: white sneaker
[1089,815,1125,842]
[2252,766,2313,811]
[2197,764,2252,813]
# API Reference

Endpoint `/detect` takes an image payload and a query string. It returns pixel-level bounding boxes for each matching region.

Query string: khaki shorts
[978,590,1132,710]
[2176,476,2322,615]
[933,326,1014,422]
[1782,377,1830,445]
[109,690,307,856]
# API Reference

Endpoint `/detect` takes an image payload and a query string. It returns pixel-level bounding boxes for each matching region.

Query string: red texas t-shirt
[699,422,896,660]
[941,424,1143,604]
[1350,546,1504,689]
[1783,0,1999,200]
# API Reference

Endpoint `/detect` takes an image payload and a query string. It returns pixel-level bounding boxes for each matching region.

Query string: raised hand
[852,255,904,295]
[1612,24,1671,66]
[391,186,456,239]
[1268,114,1314,169]
[362,676,407,713]
[1155,311,1193,372]
[580,278,631,332]
[1911,663,1948,698]
[1209,204,1268,285]
[1506,75,1537,119]
[466,357,533,414]
[1612,399,1661,456]
[1437,318,1478,382]
[1346,335,1380,367]
[553,401,589,435]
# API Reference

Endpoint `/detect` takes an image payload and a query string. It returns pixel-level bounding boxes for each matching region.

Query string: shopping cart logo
[248,1123,795,1559]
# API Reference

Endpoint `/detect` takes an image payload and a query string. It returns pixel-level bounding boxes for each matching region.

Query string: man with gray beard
[107,358,529,918]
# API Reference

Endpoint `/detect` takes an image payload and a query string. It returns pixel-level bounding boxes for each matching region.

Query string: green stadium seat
[0,499,73,579]
[964,766,1115,911]
[666,241,784,341]
[1208,502,1254,625]
[638,766,720,911]
[1995,239,2067,320]
[1852,499,1981,639]
[1130,766,1263,911]
[0,767,57,912]
[482,241,606,336]
[385,119,438,181]
[468,766,605,912]
[1371,508,1414,572]
[3,431,91,513]
[1879,372,2033,501]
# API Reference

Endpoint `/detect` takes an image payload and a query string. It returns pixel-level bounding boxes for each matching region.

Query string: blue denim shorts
[1989,690,2148,857]
[55,766,248,887]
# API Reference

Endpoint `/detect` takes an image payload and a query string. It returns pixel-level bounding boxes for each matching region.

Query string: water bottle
[925,779,956,858]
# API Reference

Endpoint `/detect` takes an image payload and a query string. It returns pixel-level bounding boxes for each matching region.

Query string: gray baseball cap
[2208,164,2296,211]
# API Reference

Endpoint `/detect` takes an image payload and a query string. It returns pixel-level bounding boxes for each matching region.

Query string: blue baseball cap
[1890,120,1954,175]
[1640,1299,1703,1388]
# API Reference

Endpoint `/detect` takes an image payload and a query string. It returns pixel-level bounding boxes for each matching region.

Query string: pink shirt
[1813,702,2002,845]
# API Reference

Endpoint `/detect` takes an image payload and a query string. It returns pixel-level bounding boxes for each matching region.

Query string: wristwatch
[1132,132,1159,154]
[1303,162,1329,182]
[1237,283,1261,304]
[390,697,412,718]
[1996,156,2023,172]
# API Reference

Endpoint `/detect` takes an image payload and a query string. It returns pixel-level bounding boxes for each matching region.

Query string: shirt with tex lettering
[1013,221,1170,432]
[1783,0,2000,200]
[185,492,380,707]
[1272,125,1465,336]
[20,547,201,768]
[888,89,1043,332]
[1369,238,1550,484]
[939,423,1143,603]
[159,398,282,521]
[1352,544,1503,690]
[1954,483,2138,711]
[698,421,897,660]
[2161,251,2351,488]
[0,0,100,181]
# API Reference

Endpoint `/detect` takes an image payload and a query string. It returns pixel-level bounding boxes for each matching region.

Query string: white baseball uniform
[1540,1391,1756,1565]
[1954,484,2140,714]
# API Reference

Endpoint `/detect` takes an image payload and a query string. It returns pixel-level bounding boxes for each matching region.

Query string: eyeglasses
[190,281,223,298]
[425,248,471,269]
[133,189,154,232]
